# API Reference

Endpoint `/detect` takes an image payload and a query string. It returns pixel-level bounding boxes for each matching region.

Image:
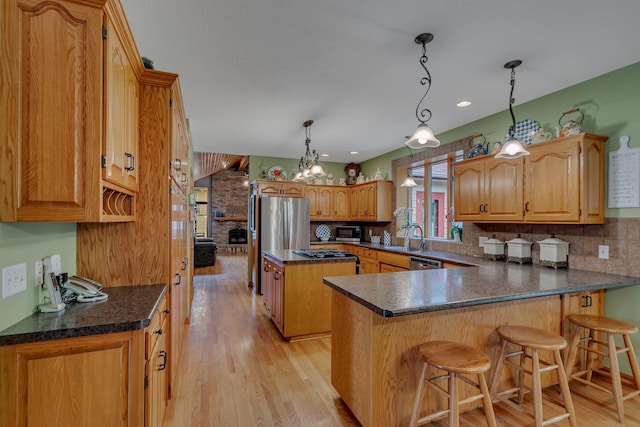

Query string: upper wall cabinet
[453,133,607,224]
[253,180,305,198]
[0,0,142,222]
[348,180,393,222]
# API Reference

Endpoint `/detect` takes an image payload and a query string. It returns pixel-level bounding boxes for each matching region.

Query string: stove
[293,249,356,259]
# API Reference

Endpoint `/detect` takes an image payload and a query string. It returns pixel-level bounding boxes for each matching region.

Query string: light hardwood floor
[163,255,640,426]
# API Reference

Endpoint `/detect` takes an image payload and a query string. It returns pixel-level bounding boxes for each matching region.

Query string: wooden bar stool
[409,340,497,427]
[489,325,577,427]
[565,314,640,424]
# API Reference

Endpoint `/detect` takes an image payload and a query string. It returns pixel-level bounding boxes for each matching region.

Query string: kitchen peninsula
[262,249,356,341]
[323,258,640,427]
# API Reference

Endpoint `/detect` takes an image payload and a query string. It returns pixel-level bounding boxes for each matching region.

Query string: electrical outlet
[479,236,488,248]
[598,245,609,260]
[2,263,27,299]
[35,260,44,286]
[50,254,62,275]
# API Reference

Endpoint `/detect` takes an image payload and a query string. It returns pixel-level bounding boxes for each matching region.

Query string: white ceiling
[121,0,640,164]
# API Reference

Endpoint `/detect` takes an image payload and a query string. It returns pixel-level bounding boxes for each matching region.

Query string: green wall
[0,223,76,331]
[362,62,640,220]
[248,155,351,183]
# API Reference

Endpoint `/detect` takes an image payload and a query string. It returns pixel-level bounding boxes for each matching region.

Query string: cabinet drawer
[351,246,378,260]
[146,295,168,359]
[377,251,409,268]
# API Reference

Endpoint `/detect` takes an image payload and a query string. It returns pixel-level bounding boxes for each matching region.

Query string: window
[396,152,463,240]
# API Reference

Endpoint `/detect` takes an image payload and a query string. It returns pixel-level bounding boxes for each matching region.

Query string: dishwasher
[409,256,442,270]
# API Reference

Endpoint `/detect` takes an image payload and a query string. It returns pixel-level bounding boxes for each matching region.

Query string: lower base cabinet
[561,290,604,372]
[0,295,170,427]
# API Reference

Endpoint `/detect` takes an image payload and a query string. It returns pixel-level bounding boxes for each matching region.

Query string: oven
[409,256,442,270]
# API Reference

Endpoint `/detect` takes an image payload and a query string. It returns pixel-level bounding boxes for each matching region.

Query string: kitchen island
[263,249,356,341]
[323,262,639,427]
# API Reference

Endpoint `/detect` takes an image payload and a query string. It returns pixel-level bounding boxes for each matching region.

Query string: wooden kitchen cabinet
[262,255,355,340]
[253,180,305,197]
[348,180,393,222]
[333,186,351,220]
[453,133,606,224]
[377,251,409,272]
[350,246,378,274]
[0,331,145,427]
[103,13,139,193]
[454,156,523,222]
[77,70,192,402]
[170,86,191,193]
[146,294,170,427]
[306,185,334,220]
[0,0,142,222]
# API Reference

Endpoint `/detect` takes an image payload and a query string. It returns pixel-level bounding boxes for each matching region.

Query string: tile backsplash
[424,218,640,278]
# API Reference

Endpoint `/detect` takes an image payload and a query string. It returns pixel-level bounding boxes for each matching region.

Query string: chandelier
[495,60,530,159]
[293,120,325,181]
[406,33,440,149]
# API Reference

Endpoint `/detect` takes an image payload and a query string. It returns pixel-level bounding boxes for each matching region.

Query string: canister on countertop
[483,235,505,261]
[506,234,533,264]
[538,234,570,269]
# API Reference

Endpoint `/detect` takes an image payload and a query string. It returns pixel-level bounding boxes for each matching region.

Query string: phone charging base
[39,303,66,313]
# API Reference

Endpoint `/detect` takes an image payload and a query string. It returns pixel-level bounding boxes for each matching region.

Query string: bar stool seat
[409,340,497,427]
[565,314,640,424]
[490,325,577,427]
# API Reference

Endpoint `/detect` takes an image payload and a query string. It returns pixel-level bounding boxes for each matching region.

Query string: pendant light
[495,60,530,159]
[400,147,417,187]
[406,33,440,149]
[293,120,325,181]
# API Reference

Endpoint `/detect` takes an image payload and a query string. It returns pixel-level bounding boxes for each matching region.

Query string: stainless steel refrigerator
[252,196,310,293]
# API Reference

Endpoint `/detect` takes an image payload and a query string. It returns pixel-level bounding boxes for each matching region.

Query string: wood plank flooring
[163,255,640,426]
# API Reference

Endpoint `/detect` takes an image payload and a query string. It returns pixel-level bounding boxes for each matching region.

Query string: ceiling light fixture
[456,100,472,108]
[400,147,418,187]
[495,60,530,159]
[406,33,440,150]
[292,120,325,181]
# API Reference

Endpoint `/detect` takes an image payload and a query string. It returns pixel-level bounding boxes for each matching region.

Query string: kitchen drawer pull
[163,309,170,314]
[125,153,135,171]
[174,273,182,285]
[524,201,530,212]
[158,350,167,371]
[581,294,593,308]
[154,328,163,335]
[173,158,182,171]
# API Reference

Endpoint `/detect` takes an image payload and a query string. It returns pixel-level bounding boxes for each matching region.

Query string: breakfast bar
[323,261,639,427]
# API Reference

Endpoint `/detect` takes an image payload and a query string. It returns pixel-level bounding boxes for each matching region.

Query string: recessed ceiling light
[456,100,472,108]
[321,153,329,157]
[349,151,358,155]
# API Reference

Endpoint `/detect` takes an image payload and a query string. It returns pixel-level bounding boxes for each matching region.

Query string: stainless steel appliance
[409,256,442,270]
[252,196,310,293]
[335,225,361,242]
[293,249,360,273]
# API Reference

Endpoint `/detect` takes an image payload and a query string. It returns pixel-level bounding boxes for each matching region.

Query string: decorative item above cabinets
[453,133,607,224]
[0,0,142,222]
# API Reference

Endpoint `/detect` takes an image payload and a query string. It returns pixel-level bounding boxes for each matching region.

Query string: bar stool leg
[531,349,544,427]
[624,333,640,389]
[554,349,577,427]
[490,340,509,397]
[449,372,459,426]
[410,362,428,427]
[478,373,498,427]
[518,346,527,405]
[585,329,598,382]
[608,332,625,423]
[565,327,581,378]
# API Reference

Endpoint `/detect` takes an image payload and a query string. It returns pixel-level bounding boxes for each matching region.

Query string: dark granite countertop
[323,261,639,318]
[0,284,167,346]
[264,249,358,264]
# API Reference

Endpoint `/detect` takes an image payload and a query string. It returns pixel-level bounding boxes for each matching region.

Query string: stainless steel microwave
[335,226,361,242]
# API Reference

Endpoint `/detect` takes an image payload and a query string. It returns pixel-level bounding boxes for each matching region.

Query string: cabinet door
[349,187,360,219]
[453,160,485,221]
[0,0,102,221]
[170,89,189,192]
[281,182,305,197]
[104,16,138,192]
[484,156,523,221]
[379,263,408,273]
[359,257,378,274]
[273,266,285,334]
[306,186,321,218]
[146,313,169,427]
[333,187,350,220]
[562,290,604,372]
[362,184,377,219]
[262,261,273,315]
[524,139,580,222]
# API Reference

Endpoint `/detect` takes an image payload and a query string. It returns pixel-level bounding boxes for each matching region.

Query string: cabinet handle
[154,328,163,335]
[174,273,182,285]
[163,309,170,314]
[524,201,530,213]
[581,294,593,308]
[173,158,182,171]
[181,260,187,270]
[158,350,167,371]
[125,153,135,171]
[182,172,188,184]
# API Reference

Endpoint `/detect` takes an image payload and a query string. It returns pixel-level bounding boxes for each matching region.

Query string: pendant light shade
[406,123,440,149]
[495,60,529,160]
[405,33,439,150]
[400,174,417,187]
